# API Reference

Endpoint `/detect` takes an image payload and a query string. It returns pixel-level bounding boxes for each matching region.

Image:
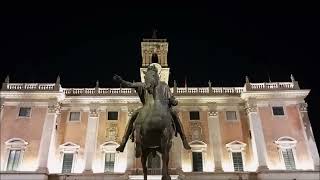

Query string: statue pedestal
[128,175,179,180]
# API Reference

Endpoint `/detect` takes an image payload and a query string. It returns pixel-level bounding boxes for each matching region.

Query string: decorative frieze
[106,123,118,141]
[189,122,203,141]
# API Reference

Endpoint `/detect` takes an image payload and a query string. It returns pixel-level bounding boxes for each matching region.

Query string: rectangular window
[18,107,31,117]
[232,152,244,171]
[226,111,237,121]
[192,152,203,172]
[108,111,118,120]
[69,112,80,121]
[272,106,285,116]
[104,153,115,172]
[189,111,200,120]
[6,150,21,171]
[282,149,296,170]
[62,153,74,173]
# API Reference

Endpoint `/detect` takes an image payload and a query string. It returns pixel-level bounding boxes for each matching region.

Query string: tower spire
[152,29,158,39]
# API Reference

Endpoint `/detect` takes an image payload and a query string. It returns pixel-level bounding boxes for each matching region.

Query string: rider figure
[114,64,191,153]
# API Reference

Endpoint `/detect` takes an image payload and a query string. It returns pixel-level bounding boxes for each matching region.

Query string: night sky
[1,3,319,148]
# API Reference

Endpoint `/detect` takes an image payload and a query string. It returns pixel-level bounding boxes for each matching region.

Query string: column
[246,103,269,171]
[83,107,99,173]
[37,103,60,173]
[299,103,320,170]
[208,111,223,172]
[126,109,135,173]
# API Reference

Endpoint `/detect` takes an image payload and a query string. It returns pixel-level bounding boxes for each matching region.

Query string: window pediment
[189,140,207,152]
[275,136,297,149]
[101,141,119,152]
[226,140,246,152]
[59,142,80,153]
[5,138,28,149]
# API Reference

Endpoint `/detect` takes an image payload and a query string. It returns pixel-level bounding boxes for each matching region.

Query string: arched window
[100,141,119,173]
[274,136,297,170]
[226,140,246,172]
[4,138,28,171]
[147,152,161,175]
[189,140,207,172]
[59,142,80,173]
[151,53,159,63]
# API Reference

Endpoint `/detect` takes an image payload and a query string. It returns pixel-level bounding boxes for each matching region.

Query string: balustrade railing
[4,83,56,91]
[249,82,294,90]
[62,88,135,95]
[2,81,297,96]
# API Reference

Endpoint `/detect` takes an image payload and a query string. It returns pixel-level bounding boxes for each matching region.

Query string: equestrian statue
[113,63,190,180]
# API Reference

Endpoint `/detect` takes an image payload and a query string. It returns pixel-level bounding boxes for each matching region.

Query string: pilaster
[172,136,183,173]
[83,106,100,173]
[298,103,320,170]
[37,103,60,173]
[126,109,136,173]
[0,103,4,123]
[208,110,224,172]
[245,103,269,171]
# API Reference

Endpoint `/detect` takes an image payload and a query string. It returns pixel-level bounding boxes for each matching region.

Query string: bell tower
[140,30,170,83]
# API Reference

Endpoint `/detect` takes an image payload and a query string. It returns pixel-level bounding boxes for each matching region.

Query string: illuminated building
[0,36,319,180]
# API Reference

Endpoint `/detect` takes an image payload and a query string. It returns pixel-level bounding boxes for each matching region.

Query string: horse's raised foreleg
[141,148,150,180]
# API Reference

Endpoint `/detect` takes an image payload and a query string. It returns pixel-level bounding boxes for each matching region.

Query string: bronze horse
[114,66,174,180]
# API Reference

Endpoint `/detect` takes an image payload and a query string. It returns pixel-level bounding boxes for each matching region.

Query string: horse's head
[143,65,160,94]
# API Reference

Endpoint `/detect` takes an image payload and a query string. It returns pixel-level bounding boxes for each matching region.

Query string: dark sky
[1,3,319,148]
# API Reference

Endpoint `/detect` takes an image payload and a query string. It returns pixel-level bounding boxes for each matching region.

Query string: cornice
[241,90,310,100]
[62,96,140,104]
[176,96,244,104]
[0,91,65,101]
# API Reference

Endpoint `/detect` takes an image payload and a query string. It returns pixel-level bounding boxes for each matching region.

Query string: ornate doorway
[147,153,161,175]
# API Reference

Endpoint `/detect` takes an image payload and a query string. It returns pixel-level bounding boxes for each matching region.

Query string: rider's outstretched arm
[121,80,144,89]
[114,74,144,89]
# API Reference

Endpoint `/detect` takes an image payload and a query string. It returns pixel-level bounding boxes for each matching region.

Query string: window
[274,136,297,170]
[6,150,22,171]
[108,111,118,120]
[59,142,80,173]
[226,111,237,121]
[189,111,200,120]
[192,152,203,172]
[151,53,159,63]
[232,152,244,171]
[101,142,119,172]
[272,106,285,116]
[282,149,296,170]
[226,140,247,172]
[105,153,115,172]
[5,138,28,171]
[18,107,31,117]
[69,112,80,121]
[62,153,74,173]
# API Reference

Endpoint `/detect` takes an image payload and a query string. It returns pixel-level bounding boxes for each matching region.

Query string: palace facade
[0,37,319,180]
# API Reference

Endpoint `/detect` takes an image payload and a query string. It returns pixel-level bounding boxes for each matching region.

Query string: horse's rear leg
[161,130,172,180]
[141,149,150,180]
